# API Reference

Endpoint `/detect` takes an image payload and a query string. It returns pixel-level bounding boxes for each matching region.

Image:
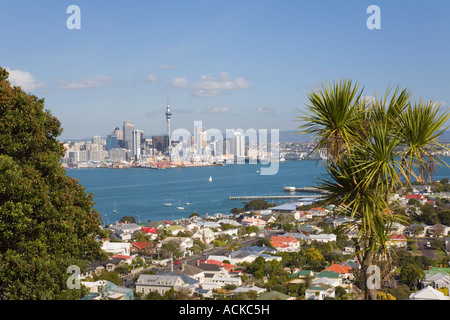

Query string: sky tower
[165,97,172,155]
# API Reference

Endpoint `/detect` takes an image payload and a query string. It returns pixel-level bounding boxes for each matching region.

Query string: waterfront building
[106,134,118,151]
[123,121,134,151]
[108,148,127,162]
[133,129,144,160]
[152,136,164,152]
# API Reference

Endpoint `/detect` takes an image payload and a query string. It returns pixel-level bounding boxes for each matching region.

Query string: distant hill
[279,129,450,143]
[279,130,313,143]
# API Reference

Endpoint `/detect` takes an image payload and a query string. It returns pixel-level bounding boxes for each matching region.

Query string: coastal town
[77,179,450,301]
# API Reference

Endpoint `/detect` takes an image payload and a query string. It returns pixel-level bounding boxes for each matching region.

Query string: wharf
[229,194,323,201]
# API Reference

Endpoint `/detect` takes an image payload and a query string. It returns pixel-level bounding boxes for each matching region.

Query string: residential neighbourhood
[78,181,450,300]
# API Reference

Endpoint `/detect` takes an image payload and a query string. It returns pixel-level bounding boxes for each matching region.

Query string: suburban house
[130,242,154,254]
[192,228,215,244]
[404,194,427,206]
[270,235,300,252]
[427,224,450,237]
[107,222,142,241]
[140,227,158,240]
[305,284,336,300]
[160,237,194,256]
[135,274,196,296]
[231,285,266,298]
[258,291,296,300]
[308,207,329,217]
[101,241,131,256]
[387,234,408,248]
[241,217,267,228]
[323,264,354,280]
[405,223,428,237]
[83,257,127,278]
[308,233,337,243]
[408,285,450,300]
[195,263,242,290]
[165,224,186,236]
[421,272,450,291]
[80,280,134,300]
[312,270,341,288]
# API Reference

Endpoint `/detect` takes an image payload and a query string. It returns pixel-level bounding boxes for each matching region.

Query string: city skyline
[0,1,449,140]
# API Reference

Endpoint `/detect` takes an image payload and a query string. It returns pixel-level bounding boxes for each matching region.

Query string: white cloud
[257,106,275,113]
[201,106,230,114]
[170,77,189,88]
[159,64,176,70]
[5,67,45,92]
[143,74,159,83]
[59,74,113,90]
[191,72,253,97]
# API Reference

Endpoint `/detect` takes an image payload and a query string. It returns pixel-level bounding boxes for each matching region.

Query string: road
[410,237,438,260]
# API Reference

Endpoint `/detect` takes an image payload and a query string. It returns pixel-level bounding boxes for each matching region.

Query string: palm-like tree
[298,79,449,300]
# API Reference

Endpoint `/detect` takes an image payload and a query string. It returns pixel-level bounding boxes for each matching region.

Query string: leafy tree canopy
[0,67,105,299]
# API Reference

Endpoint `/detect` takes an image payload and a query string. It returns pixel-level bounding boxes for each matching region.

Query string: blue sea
[65,158,450,225]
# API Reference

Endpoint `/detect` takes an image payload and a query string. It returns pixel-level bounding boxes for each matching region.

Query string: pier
[229,195,324,201]
[283,186,330,194]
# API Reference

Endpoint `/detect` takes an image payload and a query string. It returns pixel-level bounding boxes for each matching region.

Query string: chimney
[197,260,200,266]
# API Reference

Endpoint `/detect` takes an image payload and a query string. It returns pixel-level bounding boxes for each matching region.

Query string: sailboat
[209,176,212,182]
[164,199,172,206]
[113,201,117,214]
[177,200,184,210]
[185,197,191,206]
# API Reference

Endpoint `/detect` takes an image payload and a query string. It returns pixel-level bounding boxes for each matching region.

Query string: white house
[135,274,196,296]
[101,241,131,255]
[421,273,450,291]
[309,234,337,243]
[192,228,215,244]
[305,285,336,300]
[160,237,194,257]
[409,285,450,300]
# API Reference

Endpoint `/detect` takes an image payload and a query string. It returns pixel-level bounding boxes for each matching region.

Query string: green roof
[288,270,313,278]
[425,267,450,275]
[166,225,185,231]
[315,270,340,278]
[258,291,292,300]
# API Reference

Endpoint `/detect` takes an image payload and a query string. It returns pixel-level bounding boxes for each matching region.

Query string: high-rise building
[152,136,164,152]
[113,127,124,148]
[133,129,144,160]
[165,98,172,155]
[234,132,245,159]
[106,134,118,151]
[123,121,134,151]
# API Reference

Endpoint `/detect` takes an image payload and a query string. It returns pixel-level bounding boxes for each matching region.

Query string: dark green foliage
[0,67,105,299]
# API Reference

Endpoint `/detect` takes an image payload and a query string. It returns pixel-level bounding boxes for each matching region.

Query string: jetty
[283,186,330,194]
[229,195,324,201]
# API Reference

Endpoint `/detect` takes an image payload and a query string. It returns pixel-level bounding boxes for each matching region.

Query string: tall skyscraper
[123,121,134,151]
[113,127,124,148]
[133,129,144,160]
[165,98,172,155]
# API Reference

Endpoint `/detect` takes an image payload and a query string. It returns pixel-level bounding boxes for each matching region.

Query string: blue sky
[1,0,449,140]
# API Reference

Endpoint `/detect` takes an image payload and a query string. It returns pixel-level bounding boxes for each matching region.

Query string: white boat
[185,197,190,206]
[177,200,184,210]
[113,201,117,213]
[209,176,212,182]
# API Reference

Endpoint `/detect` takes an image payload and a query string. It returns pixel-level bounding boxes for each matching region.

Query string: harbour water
[65,158,450,225]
